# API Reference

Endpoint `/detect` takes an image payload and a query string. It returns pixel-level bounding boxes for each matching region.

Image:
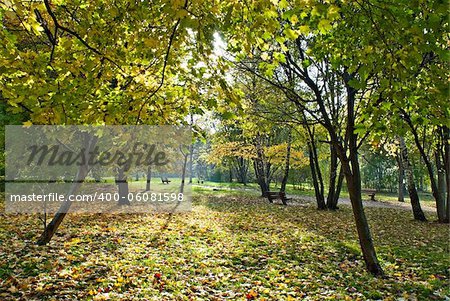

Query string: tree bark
[145,165,152,191]
[341,158,383,276]
[253,134,271,197]
[189,113,194,184]
[435,150,446,222]
[116,167,130,205]
[308,142,326,209]
[37,133,98,245]
[396,151,405,202]
[304,123,326,210]
[180,150,188,194]
[443,126,450,222]
[280,130,292,193]
[399,137,427,221]
[327,145,341,209]
[189,143,194,184]
[253,159,269,198]
[234,156,249,185]
[404,116,445,222]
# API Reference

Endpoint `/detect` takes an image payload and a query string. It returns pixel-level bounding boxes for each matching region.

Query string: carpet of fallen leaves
[0,192,449,301]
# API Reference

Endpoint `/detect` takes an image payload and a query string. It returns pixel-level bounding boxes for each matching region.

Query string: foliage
[0,0,222,125]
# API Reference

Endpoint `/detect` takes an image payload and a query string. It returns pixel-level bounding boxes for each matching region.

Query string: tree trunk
[145,165,152,191]
[37,133,98,245]
[116,167,130,205]
[405,118,445,222]
[280,130,292,193]
[189,143,194,184]
[180,152,188,194]
[327,145,341,209]
[327,165,343,210]
[253,159,269,198]
[253,134,271,197]
[334,78,383,276]
[342,158,383,276]
[435,151,447,222]
[443,126,450,222]
[304,123,325,210]
[396,151,405,202]
[189,113,194,184]
[308,142,326,209]
[235,157,249,185]
[399,137,426,221]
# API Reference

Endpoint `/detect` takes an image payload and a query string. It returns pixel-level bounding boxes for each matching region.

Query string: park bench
[267,191,291,206]
[161,177,171,184]
[362,189,377,201]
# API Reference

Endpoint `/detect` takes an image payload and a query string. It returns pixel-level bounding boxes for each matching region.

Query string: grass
[0,190,448,300]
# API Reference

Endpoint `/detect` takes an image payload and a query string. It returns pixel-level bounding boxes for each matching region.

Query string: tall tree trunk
[145,165,152,191]
[308,142,326,209]
[253,159,269,198]
[117,167,130,205]
[188,146,193,184]
[396,151,405,202]
[280,130,292,193]
[399,137,427,221]
[328,166,343,210]
[443,126,450,222]
[304,123,325,210]
[334,78,383,276]
[37,133,98,245]
[327,145,340,209]
[435,151,446,222]
[180,151,188,194]
[253,134,271,197]
[189,113,194,184]
[189,143,194,184]
[235,157,249,185]
[341,158,383,276]
[404,117,445,222]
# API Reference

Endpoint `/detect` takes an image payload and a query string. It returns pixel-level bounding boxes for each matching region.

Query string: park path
[292,195,436,213]
[195,184,436,213]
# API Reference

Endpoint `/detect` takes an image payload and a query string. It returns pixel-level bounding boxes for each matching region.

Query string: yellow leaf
[290,14,299,25]
[327,5,340,20]
[285,28,299,40]
[299,25,310,35]
[318,19,332,34]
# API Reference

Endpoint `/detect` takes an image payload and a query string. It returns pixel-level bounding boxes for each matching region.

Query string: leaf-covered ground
[0,191,448,300]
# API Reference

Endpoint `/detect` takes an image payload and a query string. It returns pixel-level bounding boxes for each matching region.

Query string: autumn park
[0,0,449,300]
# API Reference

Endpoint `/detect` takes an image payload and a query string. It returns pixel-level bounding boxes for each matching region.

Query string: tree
[399,137,427,221]
[1,0,222,244]
[217,0,447,275]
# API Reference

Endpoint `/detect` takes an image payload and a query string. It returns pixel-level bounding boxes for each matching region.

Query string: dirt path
[292,195,436,213]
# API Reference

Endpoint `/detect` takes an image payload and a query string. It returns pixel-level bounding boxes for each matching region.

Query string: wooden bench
[267,191,291,205]
[362,189,377,201]
[161,177,171,184]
